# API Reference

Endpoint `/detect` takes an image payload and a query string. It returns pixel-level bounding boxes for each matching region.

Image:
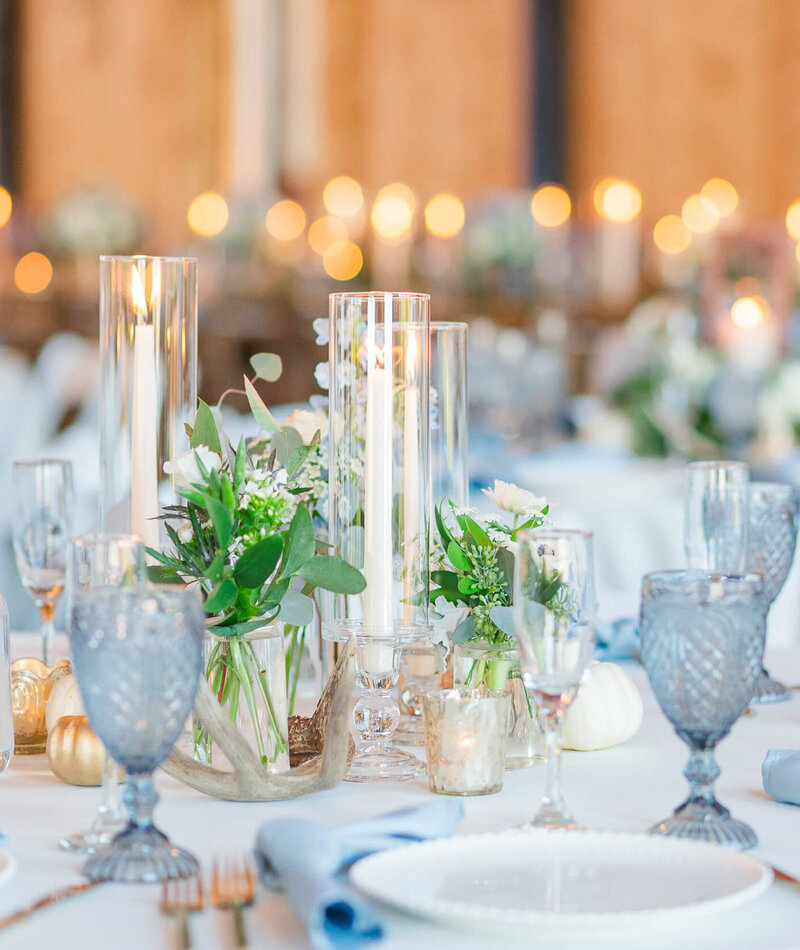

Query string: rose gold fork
[161,875,203,949]
[211,856,255,948]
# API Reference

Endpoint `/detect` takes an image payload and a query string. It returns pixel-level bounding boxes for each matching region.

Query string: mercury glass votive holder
[422,689,510,796]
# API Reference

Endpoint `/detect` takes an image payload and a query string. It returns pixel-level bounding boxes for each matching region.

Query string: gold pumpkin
[46,716,105,786]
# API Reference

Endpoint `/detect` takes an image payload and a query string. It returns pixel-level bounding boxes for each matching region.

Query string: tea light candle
[422,689,510,795]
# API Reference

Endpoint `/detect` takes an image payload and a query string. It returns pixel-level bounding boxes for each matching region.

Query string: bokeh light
[323,240,363,281]
[308,216,348,255]
[15,252,52,294]
[265,200,306,241]
[424,193,465,238]
[0,187,11,228]
[530,184,571,229]
[700,178,738,217]
[593,178,642,223]
[323,176,364,217]
[187,191,229,237]
[730,295,769,329]
[682,193,720,234]
[371,183,416,242]
[786,200,800,241]
[653,214,691,255]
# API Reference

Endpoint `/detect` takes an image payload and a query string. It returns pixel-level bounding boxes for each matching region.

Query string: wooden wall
[17,0,228,248]
[568,0,800,223]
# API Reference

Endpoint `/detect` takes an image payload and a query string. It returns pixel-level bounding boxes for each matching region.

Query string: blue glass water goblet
[640,570,767,850]
[69,586,204,882]
[746,482,800,704]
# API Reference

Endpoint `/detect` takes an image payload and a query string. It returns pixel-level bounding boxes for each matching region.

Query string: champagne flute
[60,533,147,854]
[12,460,73,665]
[513,529,596,829]
[684,461,749,573]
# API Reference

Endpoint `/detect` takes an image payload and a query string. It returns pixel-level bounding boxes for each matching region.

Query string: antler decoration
[162,638,355,801]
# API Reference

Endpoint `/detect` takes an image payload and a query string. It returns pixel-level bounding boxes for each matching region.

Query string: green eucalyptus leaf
[463,515,490,548]
[430,570,460,590]
[488,605,516,638]
[457,576,477,595]
[276,589,314,626]
[452,615,477,644]
[250,353,283,382]
[275,425,303,468]
[192,399,222,455]
[261,576,291,609]
[205,577,238,614]
[233,436,247,491]
[232,534,283,589]
[447,539,471,573]
[298,555,366,594]
[280,505,316,578]
[244,376,281,434]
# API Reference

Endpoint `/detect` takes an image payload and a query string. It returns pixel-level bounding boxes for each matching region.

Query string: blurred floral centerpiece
[150,356,364,771]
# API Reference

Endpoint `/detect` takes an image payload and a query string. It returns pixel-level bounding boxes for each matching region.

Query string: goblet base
[516,804,584,832]
[345,743,426,783]
[83,825,199,882]
[394,714,426,746]
[751,669,791,704]
[649,801,757,851]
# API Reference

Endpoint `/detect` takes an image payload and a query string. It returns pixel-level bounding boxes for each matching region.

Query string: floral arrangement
[430,480,549,647]
[150,356,364,769]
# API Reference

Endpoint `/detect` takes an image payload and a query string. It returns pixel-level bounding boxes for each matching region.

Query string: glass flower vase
[196,622,289,774]
[453,640,545,769]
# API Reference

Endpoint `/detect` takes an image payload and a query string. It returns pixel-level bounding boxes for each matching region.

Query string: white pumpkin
[45,673,86,733]
[562,661,643,751]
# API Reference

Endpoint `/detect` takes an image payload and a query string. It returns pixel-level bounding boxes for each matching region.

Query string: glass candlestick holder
[99,256,198,551]
[323,623,426,782]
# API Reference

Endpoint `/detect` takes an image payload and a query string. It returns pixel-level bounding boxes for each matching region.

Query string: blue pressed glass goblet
[746,482,800,704]
[640,571,767,850]
[70,586,205,882]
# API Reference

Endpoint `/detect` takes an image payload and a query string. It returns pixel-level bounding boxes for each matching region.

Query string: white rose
[163,446,222,489]
[284,408,329,444]
[482,479,547,517]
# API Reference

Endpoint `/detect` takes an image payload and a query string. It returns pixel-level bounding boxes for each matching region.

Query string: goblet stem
[684,746,720,806]
[37,604,56,666]
[94,751,126,829]
[522,702,576,829]
[124,773,158,831]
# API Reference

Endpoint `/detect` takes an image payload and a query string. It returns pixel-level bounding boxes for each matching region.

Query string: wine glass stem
[38,604,56,666]
[93,750,125,828]
[123,773,158,831]
[542,707,565,813]
[684,747,720,804]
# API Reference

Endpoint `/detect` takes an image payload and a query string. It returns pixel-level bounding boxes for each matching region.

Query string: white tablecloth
[1,634,800,949]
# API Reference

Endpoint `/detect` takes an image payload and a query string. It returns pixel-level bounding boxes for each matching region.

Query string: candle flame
[131,266,149,323]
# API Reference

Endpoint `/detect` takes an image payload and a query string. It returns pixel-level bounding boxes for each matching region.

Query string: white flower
[177,520,194,543]
[312,317,330,346]
[482,479,547,517]
[314,361,330,390]
[284,407,329,444]
[164,446,222,489]
[451,506,478,517]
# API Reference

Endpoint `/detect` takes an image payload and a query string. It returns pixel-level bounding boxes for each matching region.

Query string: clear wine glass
[513,528,596,829]
[70,585,204,882]
[746,482,800,703]
[640,570,768,849]
[60,534,147,854]
[684,461,749,573]
[12,460,73,665]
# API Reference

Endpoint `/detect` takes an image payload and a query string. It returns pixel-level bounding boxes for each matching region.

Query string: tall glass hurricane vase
[684,461,749,573]
[60,534,147,854]
[99,256,197,551]
[324,292,430,782]
[746,482,799,703]
[513,529,596,828]
[397,321,468,745]
[70,586,204,882]
[640,571,767,850]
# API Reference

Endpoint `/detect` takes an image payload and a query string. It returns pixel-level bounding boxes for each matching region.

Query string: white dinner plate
[349,829,772,933]
[0,852,17,890]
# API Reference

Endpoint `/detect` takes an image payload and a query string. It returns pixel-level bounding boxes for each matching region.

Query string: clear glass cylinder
[99,256,198,552]
[326,292,431,639]
[430,322,468,509]
[0,591,12,771]
[197,623,289,774]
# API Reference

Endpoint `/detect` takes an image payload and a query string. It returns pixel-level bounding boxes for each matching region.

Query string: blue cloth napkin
[762,750,800,805]
[254,799,464,950]
[594,617,640,661]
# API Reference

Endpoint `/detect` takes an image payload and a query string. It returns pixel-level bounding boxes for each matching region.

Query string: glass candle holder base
[395,714,426,746]
[751,668,791,704]
[649,800,757,851]
[346,744,426,783]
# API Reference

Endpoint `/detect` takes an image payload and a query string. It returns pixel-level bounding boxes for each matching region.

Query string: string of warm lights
[2,176,800,296]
